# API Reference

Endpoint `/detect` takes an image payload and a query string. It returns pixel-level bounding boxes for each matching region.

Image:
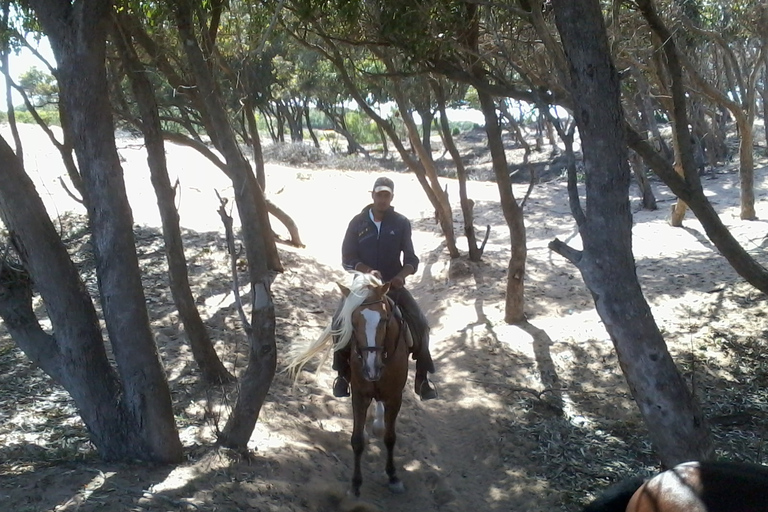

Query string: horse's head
[339,275,398,382]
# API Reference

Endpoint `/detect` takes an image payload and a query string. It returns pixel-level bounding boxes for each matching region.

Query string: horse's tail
[582,475,646,512]
[283,323,335,383]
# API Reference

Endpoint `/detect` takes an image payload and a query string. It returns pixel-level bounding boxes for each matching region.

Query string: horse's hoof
[388,480,405,494]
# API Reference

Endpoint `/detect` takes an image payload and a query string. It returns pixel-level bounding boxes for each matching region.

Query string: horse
[583,460,768,512]
[286,272,410,497]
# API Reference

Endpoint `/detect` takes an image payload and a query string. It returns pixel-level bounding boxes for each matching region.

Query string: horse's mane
[284,272,382,381]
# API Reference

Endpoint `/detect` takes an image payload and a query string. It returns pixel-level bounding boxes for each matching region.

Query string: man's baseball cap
[372,176,394,194]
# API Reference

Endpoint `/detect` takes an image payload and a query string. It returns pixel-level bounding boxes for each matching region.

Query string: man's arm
[392,217,418,288]
[341,217,361,273]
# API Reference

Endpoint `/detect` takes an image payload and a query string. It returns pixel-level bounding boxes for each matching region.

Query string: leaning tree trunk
[0,135,163,461]
[113,14,233,385]
[174,0,278,452]
[630,0,768,295]
[433,78,483,261]
[550,0,713,467]
[31,0,183,463]
[244,99,266,189]
[388,79,459,259]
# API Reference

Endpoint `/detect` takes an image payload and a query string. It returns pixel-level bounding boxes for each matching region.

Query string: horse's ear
[338,283,351,297]
[380,282,391,296]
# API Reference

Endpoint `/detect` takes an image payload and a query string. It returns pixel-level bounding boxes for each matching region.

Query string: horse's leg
[351,393,371,497]
[383,397,405,494]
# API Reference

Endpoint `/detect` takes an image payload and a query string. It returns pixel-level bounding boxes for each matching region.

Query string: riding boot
[332,348,351,398]
[415,368,438,401]
[415,331,436,374]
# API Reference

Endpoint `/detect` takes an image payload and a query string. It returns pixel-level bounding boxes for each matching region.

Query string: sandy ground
[1,123,768,511]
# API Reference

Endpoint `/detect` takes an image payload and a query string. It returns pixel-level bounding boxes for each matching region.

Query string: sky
[1,37,54,111]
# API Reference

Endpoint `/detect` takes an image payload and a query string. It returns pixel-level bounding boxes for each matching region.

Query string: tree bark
[112,12,234,385]
[550,0,713,467]
[30,0,183,463]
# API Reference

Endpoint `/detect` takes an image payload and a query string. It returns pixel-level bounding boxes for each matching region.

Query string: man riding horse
[333,176,438,401]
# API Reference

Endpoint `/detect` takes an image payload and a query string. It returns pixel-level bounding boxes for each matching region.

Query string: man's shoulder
[386,208,410,225]
[349,208,370,224]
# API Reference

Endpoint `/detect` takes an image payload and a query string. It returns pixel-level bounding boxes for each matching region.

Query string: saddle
[386,296,414,351]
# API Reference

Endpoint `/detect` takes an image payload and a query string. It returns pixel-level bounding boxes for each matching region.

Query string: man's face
[372,190,393,213]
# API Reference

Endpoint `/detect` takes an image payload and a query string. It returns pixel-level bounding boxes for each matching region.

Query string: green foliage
[449,121,478,134]
[17,66,58,107]
[13,107,60,126]
[344,110,380,144]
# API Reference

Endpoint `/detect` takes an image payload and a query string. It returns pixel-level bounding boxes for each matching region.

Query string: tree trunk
[761,68,768,153]
[550,0,713,467]
[458,2,526,322]
[305,101,321,149]
[654,6,763,221]
[376,122,389,158]
[31,0,183,463]
[669,160,688,226]
[498,100,531,151]
[629,150,657,211]
[630,0,768,295]
[477,90,527,323]
[416,104,434,155]
[174,0,278,452]
[387,76,459,259]
[433,79,483,261]
[735,112,756,220]
[276,100,302,142]
[113,13,234,385]
[0,135,175,461]
[244,99,266,189]
[1,52,23,166]
[317,104,369,156]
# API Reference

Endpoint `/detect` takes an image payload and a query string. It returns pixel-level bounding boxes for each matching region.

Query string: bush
[262,142,324,165]
[13,108,60,126]
[344,111,381,145]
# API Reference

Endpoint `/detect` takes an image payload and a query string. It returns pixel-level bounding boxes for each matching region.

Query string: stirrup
[332,376,350,398]
[416,378,438,401]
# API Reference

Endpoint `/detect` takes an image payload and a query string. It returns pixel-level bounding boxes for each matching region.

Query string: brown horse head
[339,276,397,382]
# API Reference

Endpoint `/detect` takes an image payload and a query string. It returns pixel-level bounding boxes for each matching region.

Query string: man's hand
[370,269,383,281]
[390,265,414,289]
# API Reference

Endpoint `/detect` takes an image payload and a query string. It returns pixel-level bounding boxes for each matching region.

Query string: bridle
[354,296,400,363]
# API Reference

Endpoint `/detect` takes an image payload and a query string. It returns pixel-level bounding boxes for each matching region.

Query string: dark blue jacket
[342,205,419,282]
